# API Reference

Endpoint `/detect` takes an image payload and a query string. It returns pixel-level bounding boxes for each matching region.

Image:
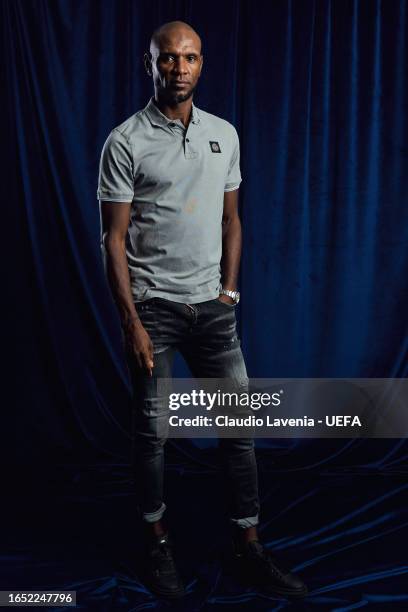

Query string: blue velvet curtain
[3,0,408,607]
[4,0,407,460]
[0,0,408,612]
[3,0,407,459]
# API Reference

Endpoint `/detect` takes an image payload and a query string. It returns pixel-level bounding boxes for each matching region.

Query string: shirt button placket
[184,135,197,160]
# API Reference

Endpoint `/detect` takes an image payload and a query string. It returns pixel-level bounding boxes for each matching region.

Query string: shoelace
[152,542,171,556]
[150,537,175,565]
[248,544,288,578]
[150,545,175,578]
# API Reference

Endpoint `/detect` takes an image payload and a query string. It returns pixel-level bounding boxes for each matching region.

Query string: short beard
[161,84,197,106]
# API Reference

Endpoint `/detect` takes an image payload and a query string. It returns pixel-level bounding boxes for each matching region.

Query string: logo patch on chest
[209,141,221,153]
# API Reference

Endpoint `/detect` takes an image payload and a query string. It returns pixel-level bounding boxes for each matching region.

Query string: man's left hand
[218,293,235,305]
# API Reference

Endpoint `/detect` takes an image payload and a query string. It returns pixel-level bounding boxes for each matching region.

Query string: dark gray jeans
[126,296,260,529]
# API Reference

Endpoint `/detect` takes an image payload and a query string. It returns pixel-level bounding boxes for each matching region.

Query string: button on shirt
[97,97,242,303]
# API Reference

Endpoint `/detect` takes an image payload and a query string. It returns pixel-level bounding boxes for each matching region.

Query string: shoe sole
[258,583,308,600]
[145,584,186,600]
[141,576,186,600]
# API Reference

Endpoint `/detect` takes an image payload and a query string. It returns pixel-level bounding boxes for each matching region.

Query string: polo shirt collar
[144,96,201,127]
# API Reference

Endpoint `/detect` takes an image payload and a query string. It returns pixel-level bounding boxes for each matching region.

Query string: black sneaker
[229,539,308,600]
[142,532,186,600]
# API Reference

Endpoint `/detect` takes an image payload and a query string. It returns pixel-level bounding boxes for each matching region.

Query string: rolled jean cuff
[230,513,259,529]
[143,502,166,523]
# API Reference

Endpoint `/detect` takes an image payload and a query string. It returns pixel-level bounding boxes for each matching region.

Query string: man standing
[98,20,307,601]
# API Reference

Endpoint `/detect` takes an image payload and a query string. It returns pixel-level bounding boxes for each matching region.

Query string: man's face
[147,29,203,104]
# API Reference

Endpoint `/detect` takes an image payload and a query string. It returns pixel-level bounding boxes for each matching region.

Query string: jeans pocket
[213,297,237,309]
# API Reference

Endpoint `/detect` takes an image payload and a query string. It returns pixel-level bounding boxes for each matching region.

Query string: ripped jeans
[125,297,260,529]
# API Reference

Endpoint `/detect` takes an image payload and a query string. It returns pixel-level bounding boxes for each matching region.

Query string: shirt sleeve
[224,126,242,192]
[97,129,134,202]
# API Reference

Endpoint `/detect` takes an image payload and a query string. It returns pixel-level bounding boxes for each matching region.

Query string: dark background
[2,0,407,609]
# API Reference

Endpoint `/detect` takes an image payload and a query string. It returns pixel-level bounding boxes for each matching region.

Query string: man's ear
[143,52,152,76]
[199,54,204,76]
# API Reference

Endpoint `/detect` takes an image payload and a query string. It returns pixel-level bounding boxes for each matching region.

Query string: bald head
[150,21,202,56]
[144,20,204,106]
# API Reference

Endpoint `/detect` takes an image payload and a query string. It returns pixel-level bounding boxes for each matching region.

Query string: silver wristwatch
[220,288,240,304]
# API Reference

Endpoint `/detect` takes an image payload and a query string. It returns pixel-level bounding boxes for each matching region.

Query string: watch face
[235,292,240,304]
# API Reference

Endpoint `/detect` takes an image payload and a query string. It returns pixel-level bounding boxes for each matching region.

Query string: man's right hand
[124,320,154,376]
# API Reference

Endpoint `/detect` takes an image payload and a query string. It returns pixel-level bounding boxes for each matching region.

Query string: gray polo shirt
[97,97,242,303]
